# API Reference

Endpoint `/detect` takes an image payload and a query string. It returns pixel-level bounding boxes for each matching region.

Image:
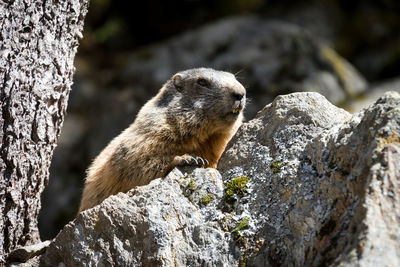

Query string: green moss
[224,176,251,204]
[200,194,215,206]
[232,217,250,234]
[232,217,250,247]
[270,161,286,174]
[239,253,249,267]
[235,235,245,246]
[181,174,193,180]
[180,174,197,200]
[187,177,196,191]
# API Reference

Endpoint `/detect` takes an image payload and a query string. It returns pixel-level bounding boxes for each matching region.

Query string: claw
[174,154,209,167]
[196,157,204,165]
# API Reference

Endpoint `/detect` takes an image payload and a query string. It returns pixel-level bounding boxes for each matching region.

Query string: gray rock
[41,168,237,266]
[36,91,399,266]
[219,91,400,266]
[7,256,40,267]
[6,240,50,264]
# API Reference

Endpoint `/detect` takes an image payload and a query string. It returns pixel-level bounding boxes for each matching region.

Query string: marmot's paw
[173,154,209,167]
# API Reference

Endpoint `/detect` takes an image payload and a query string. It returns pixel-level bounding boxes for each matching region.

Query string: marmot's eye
[197,78,210,88]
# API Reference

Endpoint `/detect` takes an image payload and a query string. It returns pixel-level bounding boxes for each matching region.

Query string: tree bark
[0,0,88,262]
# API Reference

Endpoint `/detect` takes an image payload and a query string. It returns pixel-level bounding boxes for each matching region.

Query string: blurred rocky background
[38,0,400,240]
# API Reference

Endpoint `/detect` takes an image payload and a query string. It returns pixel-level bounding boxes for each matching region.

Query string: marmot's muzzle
[232,99,245,113]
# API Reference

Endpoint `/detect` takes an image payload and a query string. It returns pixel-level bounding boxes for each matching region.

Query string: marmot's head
[163,68,246,127]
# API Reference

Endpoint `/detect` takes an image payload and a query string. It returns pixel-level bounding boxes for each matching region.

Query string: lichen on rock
[224,175,251,204]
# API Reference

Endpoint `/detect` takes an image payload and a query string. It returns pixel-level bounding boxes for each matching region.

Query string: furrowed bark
[0,0,88,262]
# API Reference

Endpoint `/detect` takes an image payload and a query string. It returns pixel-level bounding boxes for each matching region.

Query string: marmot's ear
[172,74,184,92]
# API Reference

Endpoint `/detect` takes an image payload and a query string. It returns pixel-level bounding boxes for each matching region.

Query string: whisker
[234,69,245,77]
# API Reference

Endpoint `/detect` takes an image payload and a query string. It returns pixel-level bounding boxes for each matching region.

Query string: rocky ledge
[13,91,400,266]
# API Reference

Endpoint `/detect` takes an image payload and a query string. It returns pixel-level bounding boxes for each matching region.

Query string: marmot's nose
[232,92,245,101]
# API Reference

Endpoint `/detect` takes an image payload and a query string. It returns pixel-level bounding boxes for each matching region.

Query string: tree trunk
[0,0,88,262]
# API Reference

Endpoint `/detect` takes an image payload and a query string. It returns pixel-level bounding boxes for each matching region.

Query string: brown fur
[79,68,246,211]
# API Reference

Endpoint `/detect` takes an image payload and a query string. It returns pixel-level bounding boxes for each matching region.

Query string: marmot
[79,68,246,211]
